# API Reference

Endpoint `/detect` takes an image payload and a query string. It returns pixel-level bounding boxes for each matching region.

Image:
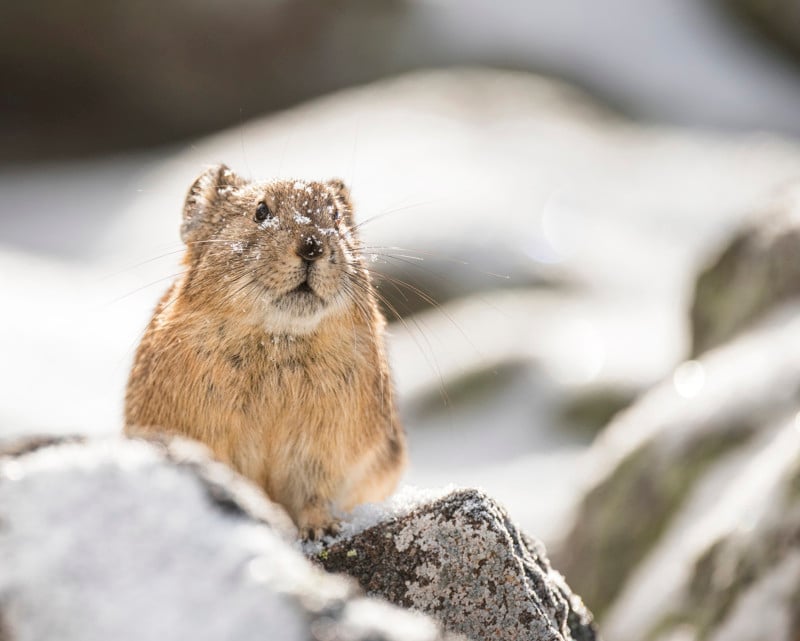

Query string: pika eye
[254,202,271,222]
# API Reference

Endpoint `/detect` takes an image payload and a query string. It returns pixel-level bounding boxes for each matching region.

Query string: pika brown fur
[125,165,406,538]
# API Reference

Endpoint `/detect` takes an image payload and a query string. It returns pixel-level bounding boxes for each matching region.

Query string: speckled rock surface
[315,489,598,641]
[0,436,456,641]
[691,182,800,356]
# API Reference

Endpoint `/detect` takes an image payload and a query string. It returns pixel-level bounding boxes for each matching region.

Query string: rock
[7,1,800,161]
[0,0,412,161]
[554,302,800,624]
[0,436,456,641]
[725,0,800,64]
[690,182,800,356]
[606,415,800,641]
[558,386,639,438]
[314,489,598,641]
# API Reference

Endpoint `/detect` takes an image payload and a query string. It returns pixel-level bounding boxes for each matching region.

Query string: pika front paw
[301,520,342,541]
[297,501,341,541]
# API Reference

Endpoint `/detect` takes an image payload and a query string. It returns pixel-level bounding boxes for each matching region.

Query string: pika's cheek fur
[124,166,406,538]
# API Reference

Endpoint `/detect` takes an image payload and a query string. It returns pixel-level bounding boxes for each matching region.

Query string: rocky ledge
[315,489,597,641]
[0,436,596,641]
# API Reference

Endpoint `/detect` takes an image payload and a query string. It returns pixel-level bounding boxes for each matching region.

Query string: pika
[125,165,406,538]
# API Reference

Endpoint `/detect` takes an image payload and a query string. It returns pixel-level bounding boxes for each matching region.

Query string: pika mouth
[293,281,314,295]
[278,279,323,306]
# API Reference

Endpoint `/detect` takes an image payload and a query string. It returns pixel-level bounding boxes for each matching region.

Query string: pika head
[179,164,366,335]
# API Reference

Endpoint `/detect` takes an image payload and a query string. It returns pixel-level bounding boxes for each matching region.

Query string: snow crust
[303,484,458,555]
[0,439,449,641]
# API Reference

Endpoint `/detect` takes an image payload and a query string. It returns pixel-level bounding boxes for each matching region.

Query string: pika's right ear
[181,164,243,244]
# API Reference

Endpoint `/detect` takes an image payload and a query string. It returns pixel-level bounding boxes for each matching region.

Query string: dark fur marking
[277,357,304,371]
[387,433,403,462]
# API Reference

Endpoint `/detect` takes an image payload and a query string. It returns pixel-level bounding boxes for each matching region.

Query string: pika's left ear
[181,164,245,244]
[326,178,354,225]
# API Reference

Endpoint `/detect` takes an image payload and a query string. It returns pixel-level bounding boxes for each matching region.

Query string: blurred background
[2,2,800,639]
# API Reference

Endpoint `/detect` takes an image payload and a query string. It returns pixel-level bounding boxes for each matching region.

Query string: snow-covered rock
[643,416,800,641]
[0,436,458,641]
[314,489,598,641]
[554,302,800,638]
[0,435,595,641]
[691,181,800,356]
[725,0,800,64]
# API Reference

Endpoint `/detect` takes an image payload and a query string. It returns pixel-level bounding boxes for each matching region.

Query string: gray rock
[610,415,800,641]
[554,302,800,622]
[0,0,412,161]
[315,489,598,641]
[0,436,455,641]
[725,0,800,63]
[691,182,800,356]
[8,0,800,161]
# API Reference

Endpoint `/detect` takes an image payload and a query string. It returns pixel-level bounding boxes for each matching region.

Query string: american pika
[124,165,406,538]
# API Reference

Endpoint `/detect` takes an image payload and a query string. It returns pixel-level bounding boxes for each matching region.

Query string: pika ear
[326,178,354,225]
[181,164,244,244]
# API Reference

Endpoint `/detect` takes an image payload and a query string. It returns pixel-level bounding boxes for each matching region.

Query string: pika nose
[297,233,324,262]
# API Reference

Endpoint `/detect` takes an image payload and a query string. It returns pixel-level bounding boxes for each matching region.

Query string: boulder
[0,0,411,161]
[314,489,598,641]
[725,0,800,63]
[691,182,800,356]
[0,436,457,641]
[554,302,800,623]
[605,414,800,641]
[1,435,595,641]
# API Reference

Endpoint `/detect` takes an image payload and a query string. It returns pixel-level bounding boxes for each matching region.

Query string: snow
[1,439,450,641]
[258,217,279,231]
[339,599,442,641]
[707,553,800,641]
[603,411,800,641]
[302,484,457,554]
[0,440,310,640]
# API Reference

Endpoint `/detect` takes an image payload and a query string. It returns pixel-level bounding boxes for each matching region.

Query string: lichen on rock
[315,489,598,641]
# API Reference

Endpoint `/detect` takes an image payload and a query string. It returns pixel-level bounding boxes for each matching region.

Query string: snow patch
[302,484,458,554]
